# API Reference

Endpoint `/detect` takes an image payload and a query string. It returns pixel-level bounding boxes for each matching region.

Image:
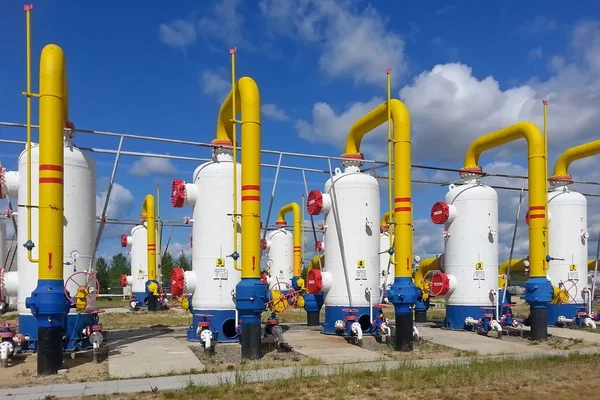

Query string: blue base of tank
[186,309,239,343]
[18,313,96,351]
[322,305,375,335]
[547,303,586,326]
[132,292,149,307]
[444,305,491,330]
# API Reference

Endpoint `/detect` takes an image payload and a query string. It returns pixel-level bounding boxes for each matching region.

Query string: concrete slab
[108,331,205,378]
[284,330,385,364]
[548,327,600,344]
[418,326,545,355]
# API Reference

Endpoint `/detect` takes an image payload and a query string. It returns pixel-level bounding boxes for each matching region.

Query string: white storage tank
[4,132,97,350]
[306,161,380,335]
[430,179,498,330]
[0,221,5,273]
[172,144,241,342]
[545,185,588,324]
[262,223,294,292]
[121,223,159,307]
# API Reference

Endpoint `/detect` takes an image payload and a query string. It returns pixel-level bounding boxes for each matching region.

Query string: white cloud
[198,0,251,50]
[167,241,193,259]
[129,156,176,177]
[96,183,135,219]
[199,70,231,103]
[158,20,197,49]
[523,16,559,36]
[528,47,543,61]
[260,0,408,87]
[262,104,290,122]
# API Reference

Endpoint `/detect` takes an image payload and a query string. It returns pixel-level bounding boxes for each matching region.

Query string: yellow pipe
[550,140,600,183]
[462,122,548,277]
[344,99,413,278]
[381,211,392,229]
[498,259,529,288]
[307,255,324,273]
[156,185,162,283]
[301,194,305,268]
[230,48,240,272]
[386,69,393,252]
[141,194,157,282]
[589,260,600,271]
[276,202,301,277]
[38,44,66,280]
[414,258,440,292]
[215,76,261,279]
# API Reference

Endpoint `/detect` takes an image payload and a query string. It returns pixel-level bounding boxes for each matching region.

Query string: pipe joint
[387,277,419,314]
[3,171,19,197]
[23,240,35,251]
[340,153,364,168]
[524,277,553,307]
[26,280,71,328]
[171,179,197,208]
[235,278,268,321]
[306,190,331,216]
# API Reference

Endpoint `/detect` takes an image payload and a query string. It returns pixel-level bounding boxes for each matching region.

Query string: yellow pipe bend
[216,77,261,279]
[142,194,157,283]
[345,99,412,278]
[462,122,547,278]
[307,255,324,273]
[550,140,600,184]
[414,257,440,292]
[38,44,66,280]
[498,259,529,288]
[276,202,302,277]
[381,211,392,229]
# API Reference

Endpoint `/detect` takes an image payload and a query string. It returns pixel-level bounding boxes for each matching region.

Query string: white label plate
[473,270,486,280]
[355,269,367,280]
[214,268,228,280]
[568,271,579,280]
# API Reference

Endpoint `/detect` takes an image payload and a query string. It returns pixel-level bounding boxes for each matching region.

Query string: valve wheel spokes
[64,271,100,305]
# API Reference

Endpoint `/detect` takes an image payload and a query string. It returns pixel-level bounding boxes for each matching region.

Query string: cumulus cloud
[198,0,251,50]
[167,240,193,259]
[199,70,231,103]
[129,156,176,177]
[96,183,135,219]
[262,104,290,122]
[260,0,408,87]
[158,20,197,49]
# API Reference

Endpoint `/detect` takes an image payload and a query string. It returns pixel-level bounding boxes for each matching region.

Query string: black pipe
[414,310,427,323]
[306,311,320,327]
[395,312,413,352]
[529,307,548,341]
[147,295,157,312]
[37,327,63,375]
[241,322,261,360]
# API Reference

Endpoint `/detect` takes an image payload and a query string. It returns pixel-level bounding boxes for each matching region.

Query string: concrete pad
[418,326,545,355]
[548,327,600,344]
[108,332,205,378]
[284,330,385,364]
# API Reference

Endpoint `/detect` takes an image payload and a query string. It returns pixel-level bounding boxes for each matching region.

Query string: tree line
[95,250,191,293]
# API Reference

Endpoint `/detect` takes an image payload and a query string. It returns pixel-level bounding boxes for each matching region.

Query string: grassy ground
[73,353,600,400]
[100,311,192,330]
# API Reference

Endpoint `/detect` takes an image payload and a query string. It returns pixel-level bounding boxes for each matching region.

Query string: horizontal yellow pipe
[216,77,261,279]
[38,44,66,281]
[307,255,324,273]
[550,140,600,183]
[276,202,301,277]
[588,260,600,271]
[463,122,547,278]
[498,259,529,288]
[345,99,413,278]
[414,257,439,291]
[142,194,157,282]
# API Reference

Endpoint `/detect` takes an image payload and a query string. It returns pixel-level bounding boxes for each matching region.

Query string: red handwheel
[64,271,100,306]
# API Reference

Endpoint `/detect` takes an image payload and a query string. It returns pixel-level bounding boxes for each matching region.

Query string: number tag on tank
[568,264,578,280]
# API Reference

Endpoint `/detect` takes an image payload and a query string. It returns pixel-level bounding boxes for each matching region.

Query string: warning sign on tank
[473,270,485,280]
[214,268,228,280]
[355,269,367,280]
[216,258,225,267]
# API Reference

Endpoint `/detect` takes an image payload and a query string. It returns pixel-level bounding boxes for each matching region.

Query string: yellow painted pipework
[216,77,261,279]
[550,140,600,183]
[381,212,392,229]
[498,259,529,288]
[589,260,600,271]
[276,202,302,277]
[414,258,440,293]
[37,44,66,281]
[463,122,548,278]
[142,194,157,282]
[344,99,413,278]
[307,255,324,273]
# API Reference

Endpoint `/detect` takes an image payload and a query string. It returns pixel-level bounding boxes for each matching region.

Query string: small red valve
[430,202,450,225]
[170,268,185,297]
[307,190,324,215]
[171,179,186,208]
[430,272,450,296]
[120,234,127,247]
[306,269,323,294]
[120,274,127,287]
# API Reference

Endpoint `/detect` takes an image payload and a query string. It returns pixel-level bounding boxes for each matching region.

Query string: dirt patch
[0,348,108,389]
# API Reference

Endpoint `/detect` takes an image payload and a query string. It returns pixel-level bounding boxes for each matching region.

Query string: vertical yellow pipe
[142,195,157,282]
[230,47,240,272]
[156,185,162,283]
[301,194,305,268]
[386,68,393,253]
[38,44,66,281]
[23,4,38,263]
[276,202,301,277]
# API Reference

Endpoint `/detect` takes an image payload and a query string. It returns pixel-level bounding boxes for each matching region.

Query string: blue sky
[2,0,600,264]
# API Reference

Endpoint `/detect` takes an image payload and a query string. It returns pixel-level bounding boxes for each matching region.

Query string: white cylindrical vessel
[263,228,294,291]
[306,164,380,334]
[430,180,498,330]
[122,224,158,306]
[379,230,392,291]
[12,137,97,350]
[546,185,588,323]
[0,221,5,272]
[172,147,241,342]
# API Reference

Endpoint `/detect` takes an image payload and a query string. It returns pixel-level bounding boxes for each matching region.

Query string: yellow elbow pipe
[276,202,301,277]
[215,77,261,279]
[550,140,600,184]
[462,122,547,278]
[142,194,157,282]
[414,258,439,291]
[37,44,66,281]
[498,259,529,288]
[344,99,413,279]
[381,211,392,230]
[307,255,324,273]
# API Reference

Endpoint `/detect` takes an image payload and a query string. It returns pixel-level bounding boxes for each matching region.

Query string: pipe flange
[459,167,484,180]
[549,175,573,186]
[340,153,364,168]
[64,121,75,140]
[171,179,186,208]
[211,140,234,156]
